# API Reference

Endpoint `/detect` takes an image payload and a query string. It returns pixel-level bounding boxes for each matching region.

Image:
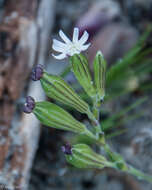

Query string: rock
[76,0,121,39]
[131,128,152,173]
[124,0,152,26]
[88,23,138,65]
[134,0,152,8]
[0,0,56,189]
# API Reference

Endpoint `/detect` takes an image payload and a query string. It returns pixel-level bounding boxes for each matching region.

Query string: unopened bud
[23,96,35,113]
[93,51,106,101]
[31,64,44,81]
[33,101,87,134]
[40,72,91,115]
[61,143,72,155]
[70,54,96,99]
[65,144,112,169]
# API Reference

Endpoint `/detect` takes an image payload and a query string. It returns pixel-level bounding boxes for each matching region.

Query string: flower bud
[65,144,112,169]
[93,51,106,101]
[33,101,88,134]
[31,64,44,81]
[23,96,35,113]
[40,72,91,115]
[61,143,72,155]
[70,54,96,99]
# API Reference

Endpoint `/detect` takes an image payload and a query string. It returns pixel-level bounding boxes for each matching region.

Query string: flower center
[68,43,79,55]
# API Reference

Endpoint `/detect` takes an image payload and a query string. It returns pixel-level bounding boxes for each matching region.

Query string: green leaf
[60,66,71,78]
[106,45,141,86]
[70,54,96,99]
[105,28,152,100]
[102,97,146,131]
[106,129,127,139]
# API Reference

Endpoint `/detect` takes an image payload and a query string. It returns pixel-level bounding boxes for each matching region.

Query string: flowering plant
[24,28,152,183]
[52,28,90,59]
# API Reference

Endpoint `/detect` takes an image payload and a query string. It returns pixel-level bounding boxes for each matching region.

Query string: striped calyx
[40,72,91,115]
[65,144,111,169]
[33,101,87,134]
[70,54,96,99]
[93,51,106,101]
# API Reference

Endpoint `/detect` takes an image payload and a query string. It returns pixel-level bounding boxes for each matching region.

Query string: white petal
[52,43,65,52]
[53,39,67,49]
[52,53,67,60]
[80,43,91,51]
[79,31,89,45]
[59,30,71,44]
[73,28,79,43]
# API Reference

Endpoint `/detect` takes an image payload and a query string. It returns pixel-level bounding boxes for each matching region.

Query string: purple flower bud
[23,96,35,114]
[61,143,72,155]
[31,64,43,81]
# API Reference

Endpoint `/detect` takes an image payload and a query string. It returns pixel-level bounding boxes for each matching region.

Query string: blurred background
[0,0,152,189]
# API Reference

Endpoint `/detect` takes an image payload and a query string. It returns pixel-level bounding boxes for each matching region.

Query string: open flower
[52,28,90,60]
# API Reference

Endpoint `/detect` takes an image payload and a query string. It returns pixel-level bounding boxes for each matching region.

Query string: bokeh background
[0,0,152,189]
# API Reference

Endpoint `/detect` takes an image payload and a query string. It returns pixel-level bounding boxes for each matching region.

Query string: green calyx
[93,51,106,101]
[70,54,96,99]
[65,144,112,169]
[33,101,87,134]
[40,72,91,115]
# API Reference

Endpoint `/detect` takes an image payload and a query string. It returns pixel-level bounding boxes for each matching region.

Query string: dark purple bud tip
[61,143,72,155]
[31,64,43,81]
[23,96,35,114]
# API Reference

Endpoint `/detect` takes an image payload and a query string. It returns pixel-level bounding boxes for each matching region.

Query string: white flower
[52,27,90,60]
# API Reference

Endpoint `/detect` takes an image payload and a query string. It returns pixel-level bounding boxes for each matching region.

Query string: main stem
[128,166,152,183]
[88,99,152,183]
[102,143,152,183]
[92,99,104,138]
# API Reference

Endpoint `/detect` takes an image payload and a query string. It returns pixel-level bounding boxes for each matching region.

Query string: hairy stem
[92,99,104,138]
[103,144,152,183]
[128,166,152,183]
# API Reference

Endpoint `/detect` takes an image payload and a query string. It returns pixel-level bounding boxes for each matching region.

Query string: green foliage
[106,27,152,100]
[26,28,152,183]
[40,72,91,114]
[93,51,106,101]
[104,144,128,171]
[61,28,152,137]
[70,54,96,99]
[102,97,146,132]
[66,144,111,169]
[33,101,86,133]
[62,28,152,103]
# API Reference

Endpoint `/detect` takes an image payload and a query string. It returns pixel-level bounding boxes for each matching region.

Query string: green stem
[93,103,99,121]
[92,100,104,137]
[87,108,103,139]
[84,128,98,141]
[103,144,152,183]
[104,161,117,169]
[103,143,116,160]
[87,109,98,125]
[84,128,106,145]
[128,165,152,183]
